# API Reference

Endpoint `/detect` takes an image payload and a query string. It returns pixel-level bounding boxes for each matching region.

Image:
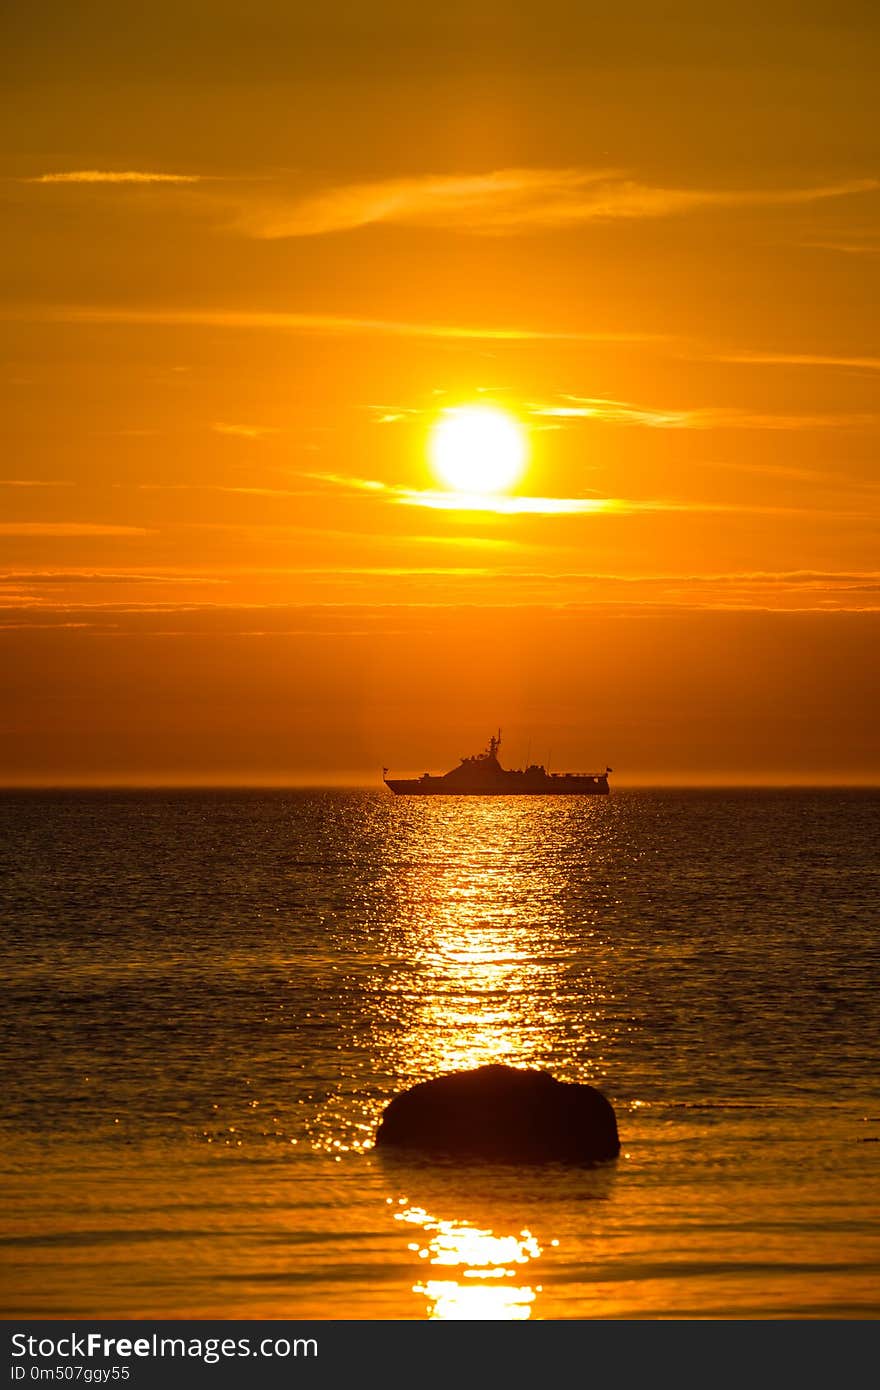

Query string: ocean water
[1,788,878,1320]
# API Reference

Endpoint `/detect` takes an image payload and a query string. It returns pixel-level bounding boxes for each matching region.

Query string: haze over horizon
[2,2,879,786]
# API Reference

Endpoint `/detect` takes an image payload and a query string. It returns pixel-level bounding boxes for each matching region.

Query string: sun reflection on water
[299,795,620,1313]
[366,801,612,1068]
[352,799,617,1316]
[393,1200,543,1319]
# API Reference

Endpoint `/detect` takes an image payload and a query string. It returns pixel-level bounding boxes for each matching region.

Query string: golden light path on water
[392,1199,545,1319]
[356,797,615,1318]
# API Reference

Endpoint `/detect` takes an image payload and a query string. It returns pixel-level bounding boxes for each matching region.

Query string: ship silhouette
[383,731,611,796]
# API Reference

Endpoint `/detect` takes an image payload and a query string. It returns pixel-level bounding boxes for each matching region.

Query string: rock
[375,1064,619,1163]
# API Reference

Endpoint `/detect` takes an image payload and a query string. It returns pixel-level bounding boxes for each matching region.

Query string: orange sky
[2,2,878,783]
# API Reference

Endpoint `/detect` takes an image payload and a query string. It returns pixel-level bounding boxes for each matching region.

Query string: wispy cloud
[6,304,654,344]
[0,620,94,630]
[800,238,880,255]
[137,482,313,499]
[0,478,74,487]
[305,472,849,518]
[529,395,880,430]
[501,569,880,612]
[211,422,279,439]
[370,395,879,432]
[531,398,688,427]
[396,491,617,516]
[0,523,152,536]
[3,572,879,620]
[308,471,616,514]
[720,352,880,372]
[369,405,426,424]
[232,167,879,238]
[695,459,872,486]
[23,170,201,184]
[0,571,223,586]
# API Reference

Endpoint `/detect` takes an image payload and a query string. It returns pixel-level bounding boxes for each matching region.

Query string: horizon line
[1,778,877,791]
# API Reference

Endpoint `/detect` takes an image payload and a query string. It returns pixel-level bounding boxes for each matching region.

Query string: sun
[430,406,527,494]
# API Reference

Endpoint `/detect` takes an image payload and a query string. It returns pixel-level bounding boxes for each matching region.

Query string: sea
[1,789,878,1320]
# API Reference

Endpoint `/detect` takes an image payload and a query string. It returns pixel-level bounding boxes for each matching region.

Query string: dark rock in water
[375,1064,620,1163]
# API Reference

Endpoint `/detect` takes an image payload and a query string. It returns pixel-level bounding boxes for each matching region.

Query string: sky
[2,1,879,784]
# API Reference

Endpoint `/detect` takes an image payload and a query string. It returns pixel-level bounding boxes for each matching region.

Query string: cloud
[211,422,279,439]
[232,167,879,238]
[372,396,879,432]
[529,396,880,430]
[6,304,655,344]
[396,491,617,516]
[0,620,94,630]
[720,352,880,372]
[23,170,201,184]
[138,482,314,498]
[0,479,73,487]
[3,573,880,621]
[305,472,842,519]
[0,571,222,586]
[307,471,614,514]
[0,523,152,536]
[800,239,880,255]
[531,398,689,427]
[695,459,874,486]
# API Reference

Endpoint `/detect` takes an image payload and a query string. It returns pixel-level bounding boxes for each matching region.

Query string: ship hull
[384,778,609,796]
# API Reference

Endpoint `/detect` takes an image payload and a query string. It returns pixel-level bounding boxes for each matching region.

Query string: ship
[383,731,611,796]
